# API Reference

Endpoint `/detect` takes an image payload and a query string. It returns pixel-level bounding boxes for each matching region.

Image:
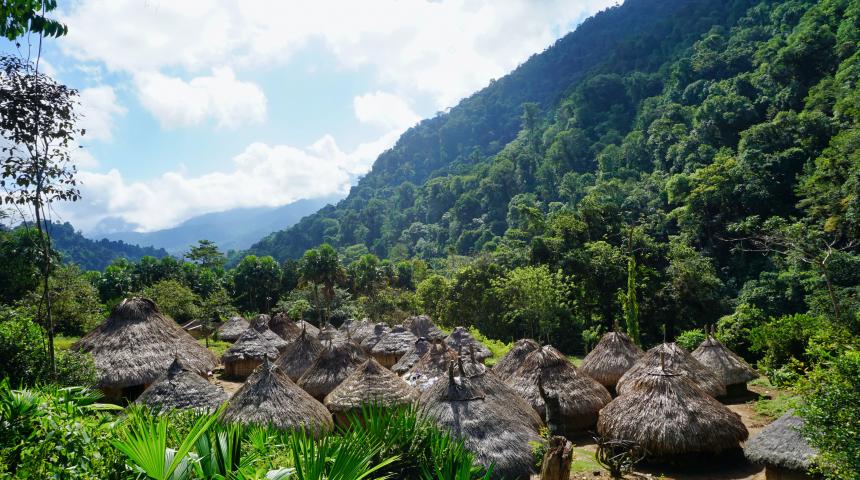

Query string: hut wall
[100,384,148,404]
[725,382,752,399]
[224,359,263,379]
[372,352,400,369]
[765,465,816,480]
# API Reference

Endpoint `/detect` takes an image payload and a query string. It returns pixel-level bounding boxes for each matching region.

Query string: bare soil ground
[211,367,245,397]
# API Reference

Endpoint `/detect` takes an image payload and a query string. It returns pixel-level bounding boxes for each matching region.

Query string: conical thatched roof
[136,358,227,412]
[420,363,541,479]
[297,341,367,401]
[580,332,644,390]
[692,336,758,387]
[597,366,748,458]
[270,313,303,342]
[275,329,324,381]
[492,339,540,381]
[391,337,432,375]
[324,358,419,413]
[464,359,543,431]
[744,413,816,472]
[403,341,458,391]
[217,316,249,342]
[371,325,418,360]
[402,315,446,341]
[74,297,218,389]
[295,320,320,337]
[359,323,390,351]
[616,342,726,398]
[318,323,340,344]
[222,359,333,436]
[251,314,289,351]
[445,327,492,361]
[341,318,375,343]
[222,327,279,364]
[506,345,610,435]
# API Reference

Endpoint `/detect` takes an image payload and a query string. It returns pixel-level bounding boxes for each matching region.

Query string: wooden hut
[250,314,289,352]
[221,327,279,379]
[136,357,227,412]
[270,313,303,342]
[391,337,432,375]
[403,340,458,391]
[324,358,419,426]
[217,316,249,342]
[580,331,644,393]
[616,342,726,398]
[275,327,324,381]
[492,338,540,381]
[359,323,390,352]
[370,325,418,368]
[744,413,818,480]
[297,341,367,401]
[692,335,759,397]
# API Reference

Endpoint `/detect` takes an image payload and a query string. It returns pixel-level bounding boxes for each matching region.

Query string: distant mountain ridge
[44,222,169,271]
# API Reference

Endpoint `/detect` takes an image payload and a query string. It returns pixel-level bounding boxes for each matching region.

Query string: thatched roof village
[445,326,492,361]
[295,320,321,337]
[222,359,333,436]
[221,326,280,379]
[340,318,375,343]
[391,337,432,375]
[370,325,418,368]
[297,340,368,401]
[693,335,759,396]
[136,357,228,412]
[359,323,390,352]
[492,338,540,381]
[250,314,289,351]
[617,342,726,398]
[324,358,418,424]
[275,327,325,381]
[403,340,458,391]
[402,315,446,341]
[744,412,818,479]
[580,331,644,392]
[217,316,249,342]
[73,297,218,401]
[270,313,303,342]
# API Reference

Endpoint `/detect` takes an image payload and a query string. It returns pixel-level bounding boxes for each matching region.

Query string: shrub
[675,329,706,351]
[141,279,200,323]
[717,303,767,360]
[750,314,824,384]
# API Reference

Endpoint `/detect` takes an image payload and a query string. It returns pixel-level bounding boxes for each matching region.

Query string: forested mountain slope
[249,0,758,260]
[46,222,168,271]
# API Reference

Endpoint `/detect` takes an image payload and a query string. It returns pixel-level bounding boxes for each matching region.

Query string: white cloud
[353,91,420,130]
[135,67,266,129]
[78,86,126,141]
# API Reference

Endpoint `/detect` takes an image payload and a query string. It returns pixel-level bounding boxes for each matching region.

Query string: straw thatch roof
[403,341,459,391]
[616,342,726,398]
[217,316,249,342]
[295,320,320,337]
[275,328,325,381]
[402,315,446,341]
[445,327,492,361]
[318,323,340,343]
[598,366,748,459]
[222,327,279,364]
[692,336,759,387]
[270,313,303,342]
[744,413,817,472]
[222,359,333,436]
[251,314,289,351]
[340,318,375,343]
[391,337,432,375]
[506,345,610,435]
[493,339,540,381]
[297,341,368,401]
[464,360,543,431]
[420,363,541,479]
[136,358,227,412]
[74,297,218,389]
[580,332,644,390]
[324,358,419,413]
[359,323,390,352]
[370,325,418,367]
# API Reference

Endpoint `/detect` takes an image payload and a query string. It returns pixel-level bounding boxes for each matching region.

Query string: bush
[717,303,767,360]
[141,279,200,323]
[675,329,706,351]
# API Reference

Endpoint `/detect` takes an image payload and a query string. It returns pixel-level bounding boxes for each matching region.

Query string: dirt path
[211,368,245,397]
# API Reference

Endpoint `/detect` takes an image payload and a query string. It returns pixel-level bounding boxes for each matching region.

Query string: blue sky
[2,0,617,234]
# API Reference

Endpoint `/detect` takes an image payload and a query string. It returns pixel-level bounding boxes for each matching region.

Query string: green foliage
[22,263,105,335]
[0,227,43,303]
[623,257,641,345]
[45,221,168,271]
[750,313,827,385]
[674,329,707,352]
[491,265,577,344]
[467,327,511,366]
[141,280,201,324]
[230,255,283,313]
[0,0,68,40]
[416,274,451,324]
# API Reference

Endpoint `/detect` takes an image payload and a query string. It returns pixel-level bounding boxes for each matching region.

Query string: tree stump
[540,435,573,480]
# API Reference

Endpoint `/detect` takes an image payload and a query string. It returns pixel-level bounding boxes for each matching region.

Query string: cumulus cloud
[353,91,420,130]
[135,68,266,129]
[78,86,126,141]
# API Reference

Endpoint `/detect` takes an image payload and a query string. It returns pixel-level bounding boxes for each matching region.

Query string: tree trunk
[34,197,56,380]
[540,436,573,480]
[821,266,842,324]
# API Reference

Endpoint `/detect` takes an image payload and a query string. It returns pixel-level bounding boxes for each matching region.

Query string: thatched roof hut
[616,342,726,398]
[222,359,333,436]
[403,340,458,391]
[270,313,303,342]
[402,315,446,341]
[275,328,324,381]
[73,297,218,401]
[318,323,341,344]
[297,341,367,401]
[251,314,289,352]
[492,339,540,381]
[295,320,320,337]
[597,365,748,460]
[692,336,759,397]
[136,358,227,412]
[217,316,249,342]
[324,358,419,425]
[370,325,418,368]
[391,337,432,375]
[359,323,390,352]
[420,362,541,479]
[222,327,279,379]
[744,413,817,479]
[580,332,644,392]
[445,327,492,362]
[506,345,610,436]
[340,318,375,343]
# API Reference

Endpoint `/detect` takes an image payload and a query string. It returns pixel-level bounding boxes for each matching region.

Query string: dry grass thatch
[217,316,249,342]
[270,313,303,342]
[492,339,540,381]
[597,366,748,459]
[616,342,726,398]
[324,358,419,413]
[296,320,321,337]
[297,341,367,401]
[340,318,375,343]
[744,412,816,472]
[73,297,218,389]
[318,323,340,343]
[221,327,280,378]
[275,329,325,381]
[692,336,759,388]
[445,327,492,361]
[402,315,446,341]
[222,359,333,436]
[506,345,610,436]
[359,323,390,352]
[391,337,432,375]
[251,314,289,351]
[403,341,459,391]
[136,358,227,412]
[465,361,543,431]
[579,332,644,390]
[420,363,541,480]
[370,325,418,368]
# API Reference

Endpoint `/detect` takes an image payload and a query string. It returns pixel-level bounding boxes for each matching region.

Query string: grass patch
[467,327,511,366]
[570,446,605,473]
[751,377,802,419]
[199,338,231,358]
[55,335,80,351]
[568,355,583,367]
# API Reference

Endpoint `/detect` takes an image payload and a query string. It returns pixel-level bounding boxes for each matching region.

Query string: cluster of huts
[73,297,818,479]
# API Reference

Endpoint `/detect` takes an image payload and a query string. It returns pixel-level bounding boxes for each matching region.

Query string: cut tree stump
[541,435,573,480]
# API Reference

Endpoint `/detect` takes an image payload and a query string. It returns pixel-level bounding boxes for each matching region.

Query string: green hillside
[43,222,168,271]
